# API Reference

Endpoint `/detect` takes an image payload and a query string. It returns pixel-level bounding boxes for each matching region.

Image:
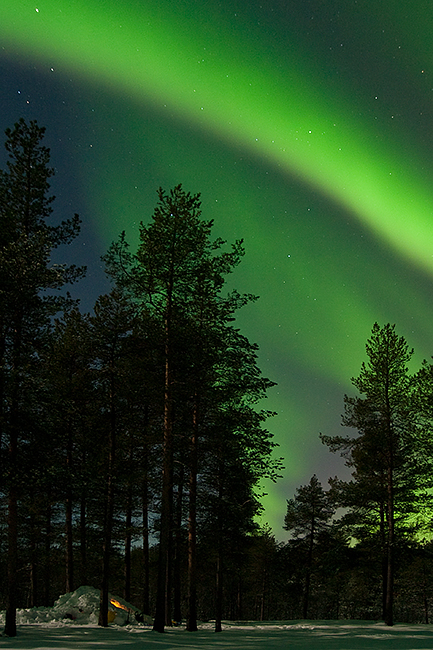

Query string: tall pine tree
[0,119,84,636]
[103,184,279,631]
[321,323,425,626]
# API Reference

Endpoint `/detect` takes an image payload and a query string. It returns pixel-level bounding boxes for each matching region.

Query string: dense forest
[2,119,433,637]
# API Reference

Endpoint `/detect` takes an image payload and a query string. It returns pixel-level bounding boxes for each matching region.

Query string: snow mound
[2,586,151,626]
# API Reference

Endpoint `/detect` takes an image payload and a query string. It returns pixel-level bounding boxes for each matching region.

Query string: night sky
[2,0,433,538]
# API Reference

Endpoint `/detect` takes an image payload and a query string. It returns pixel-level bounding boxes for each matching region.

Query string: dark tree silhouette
[103,185,279,631]
[322,323,426,626]
[0,119,84,636]
[284,475,334,618]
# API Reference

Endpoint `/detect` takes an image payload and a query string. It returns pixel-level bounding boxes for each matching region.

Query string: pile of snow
[0,586,152,627]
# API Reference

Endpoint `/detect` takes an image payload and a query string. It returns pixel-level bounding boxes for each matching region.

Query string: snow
[2,621,433,650]
[0,586,149,627]
[1,588,433,649]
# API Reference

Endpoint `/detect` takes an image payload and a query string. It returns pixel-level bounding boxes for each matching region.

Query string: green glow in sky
[2,1,433,273]
[2,0,433,534]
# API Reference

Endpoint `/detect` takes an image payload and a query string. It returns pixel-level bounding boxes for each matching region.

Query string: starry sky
[2,0,433,538]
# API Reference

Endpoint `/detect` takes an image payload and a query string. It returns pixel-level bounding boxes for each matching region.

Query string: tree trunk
[186,395,199,632]
[65,421,74,593]
[260,570,266,621]
[153,298,174,633]
[237,576,243,620]
[124,481,132,603]
[0,327,5,488]
[215,461,224,633]
[4,321,22,637]
[142,471,150,615]
[153,404,173,631]
[98,468,115,626]
[302,515,315,619]
[215,553,223,633]
[302,569,311,619]
[379,500,387,620]
[98,365,117,627]
[384,464,394,626]
[173,467,184,624]
[44,501,52,606]
[422,553,429,624]
[29,509,38,608]
[65,488,74,593]
[384,389,394,629]
[5,484,18,637]
[79,489,88,587]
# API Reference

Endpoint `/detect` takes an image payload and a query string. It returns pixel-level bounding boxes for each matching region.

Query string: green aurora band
[2,0,433,531]
[1,1,433,272]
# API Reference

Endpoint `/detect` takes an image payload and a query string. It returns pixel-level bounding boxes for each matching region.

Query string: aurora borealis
[2,0,433,536]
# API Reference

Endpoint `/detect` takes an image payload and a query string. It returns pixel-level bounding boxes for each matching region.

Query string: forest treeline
[283,320,433,628]
[0,119,282,636]
[2,119,433,636]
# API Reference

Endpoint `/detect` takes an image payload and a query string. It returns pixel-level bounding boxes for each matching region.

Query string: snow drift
[0,585,151,627]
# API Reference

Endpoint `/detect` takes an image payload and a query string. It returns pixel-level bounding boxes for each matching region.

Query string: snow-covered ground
[2,621,433,650]
[2,588,433,649]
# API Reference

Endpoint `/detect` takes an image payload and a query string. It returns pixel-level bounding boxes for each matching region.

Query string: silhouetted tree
[103,185,273,632]
[321,323,427,626]
[0,119,83,636]
[284,475,334,618]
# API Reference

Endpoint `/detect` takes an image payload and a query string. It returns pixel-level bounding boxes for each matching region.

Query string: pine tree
[284,475,334,618]
[0,119,84,636]
[103,184,280,631]
[321,323,425,626]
